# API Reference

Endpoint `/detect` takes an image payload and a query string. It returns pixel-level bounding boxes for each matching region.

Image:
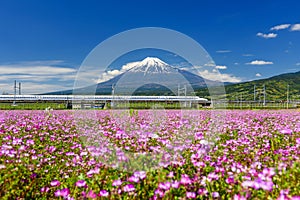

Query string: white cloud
[75,68,105,88]
[204,61,216,67]
[296,63,300,66]
[291,24,300,31]
[0,60,77,94]
[246,60,273,65]
[0,60,76,76]
[121,61,140,70]
[197,70,241,83]
[255,73,262,77]
[97,61,139,83]
[242,54,254,57]
[215,65,227,70]
[0,81,72,94]
[0,66,76,75]
[59,74,77,82]
[270,24,291,31]
[256,32,277,39]
[20,82,72,94]
[0,74,58,82]
[216,50,231,53]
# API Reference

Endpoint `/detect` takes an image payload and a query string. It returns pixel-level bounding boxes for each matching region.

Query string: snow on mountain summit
[129,57,176,74]
[137,57,168,67]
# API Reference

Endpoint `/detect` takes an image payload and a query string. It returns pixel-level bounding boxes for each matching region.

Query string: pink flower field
[1,110,300,199]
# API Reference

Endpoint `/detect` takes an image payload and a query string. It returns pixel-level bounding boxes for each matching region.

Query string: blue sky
[0,0,300,94]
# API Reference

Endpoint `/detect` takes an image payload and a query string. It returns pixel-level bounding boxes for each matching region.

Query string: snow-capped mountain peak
[129,57,176,74]
[137,57,168,67]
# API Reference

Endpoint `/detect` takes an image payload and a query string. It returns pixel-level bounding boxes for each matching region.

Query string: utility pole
[13,80,17,106]
[111,84,115,108]
[12,80,21,106]
[19,82,21,95]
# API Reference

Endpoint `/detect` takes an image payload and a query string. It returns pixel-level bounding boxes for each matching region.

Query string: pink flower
[226,176,235,184]
[112,179,122,187]
[180,174,192,185]
[197,188,208,195]
[133,171,147,180]
[262,167,276,177]
[167,171,174,178]
[87,167,100,177]
[154,189,165,198]
[48,146,56,153]
[26,139,34,145]
[242,178,273,191]
[50,180,60,187]
[281,128,292,134]
[128,175,140,183]
[233,194,247,200]
[99,190,109,197]
[291,196,300,200]
[212,192,219,198]
[75,180,87,188]
[158,182,171,191]
[171,180,180,188]
[54,188,70,197]
[123,184,135,192]
[40,187,50,193]
[186,192,196,199]
[87,190,97,199]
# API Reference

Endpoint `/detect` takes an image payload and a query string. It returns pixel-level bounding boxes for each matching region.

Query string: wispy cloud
[0,80,73,94]
[0,60,76,76]
[21,82,73,94]
[256,32,277,39]
[291,24,300,31]
[255,73,262,77]
[97,61,139,83]
[270,24,291,31]
[197,70,241,83]
[0,66,76,75]
[216,50,231,53]
[242,54,254,57]
[0,60,76,94]
[296,63,300,66]
[204,61,216,67]
[215,65,227,70]
[246,60,273,65]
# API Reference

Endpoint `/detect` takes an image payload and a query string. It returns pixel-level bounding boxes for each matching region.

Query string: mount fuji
[128,57,175,74]
[47,57,226,95]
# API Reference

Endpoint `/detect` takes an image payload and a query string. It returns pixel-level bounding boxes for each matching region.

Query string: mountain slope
[196,71,300,101]
[47,57,221,95]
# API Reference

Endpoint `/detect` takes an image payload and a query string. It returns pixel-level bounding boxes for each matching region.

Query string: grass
[0,102,66,110]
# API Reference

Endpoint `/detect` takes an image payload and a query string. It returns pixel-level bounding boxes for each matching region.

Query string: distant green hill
[196,71,300,101]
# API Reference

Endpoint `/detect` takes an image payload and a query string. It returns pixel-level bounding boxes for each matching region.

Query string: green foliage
[0,102,66,110]
[196,71,300,101]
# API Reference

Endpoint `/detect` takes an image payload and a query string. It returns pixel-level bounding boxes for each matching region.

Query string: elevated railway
[0,95,210,108]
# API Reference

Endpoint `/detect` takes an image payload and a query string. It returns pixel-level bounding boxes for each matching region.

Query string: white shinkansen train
[0,94,208,103]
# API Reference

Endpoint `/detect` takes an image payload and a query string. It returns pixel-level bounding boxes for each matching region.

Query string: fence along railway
[0,95,210,109]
